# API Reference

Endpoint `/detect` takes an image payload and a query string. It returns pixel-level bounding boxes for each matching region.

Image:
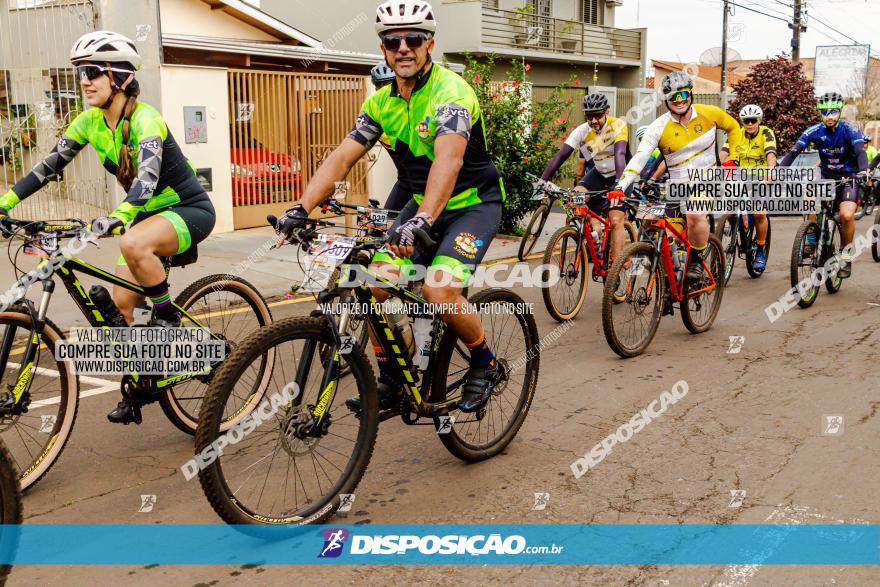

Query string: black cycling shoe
[685,258,704,282]
[107,399,142,424]
[458,362,505,414]
[346,382,404,412]
[149,314,182,328]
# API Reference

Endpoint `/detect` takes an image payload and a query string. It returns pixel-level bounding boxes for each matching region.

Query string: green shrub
[463,54,576,234]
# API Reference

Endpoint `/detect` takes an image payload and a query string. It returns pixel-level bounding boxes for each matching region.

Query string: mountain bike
[518,175,570,262]
[715,213,773,284]
[536,183,637,322]
[602,200,725,358]
[0,217,272,490]
[197,216,540,525]
[790,192,849,308]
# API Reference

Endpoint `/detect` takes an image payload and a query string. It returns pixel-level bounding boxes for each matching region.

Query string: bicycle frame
[641,217,717,303]
[299,261,462,428]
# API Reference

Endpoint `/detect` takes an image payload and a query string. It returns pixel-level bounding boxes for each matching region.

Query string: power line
[726,0,792,23]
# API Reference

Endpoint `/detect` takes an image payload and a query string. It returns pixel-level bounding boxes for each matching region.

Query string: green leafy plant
[727,56,817,153]
[463,54,576,234]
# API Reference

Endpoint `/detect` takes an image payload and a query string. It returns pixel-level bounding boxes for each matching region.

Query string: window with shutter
[481,0,499,8]
[581,0,601,25]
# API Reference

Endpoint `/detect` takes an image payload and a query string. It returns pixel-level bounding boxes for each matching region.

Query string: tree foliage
[728,56,817,153]
[463,54,575,234]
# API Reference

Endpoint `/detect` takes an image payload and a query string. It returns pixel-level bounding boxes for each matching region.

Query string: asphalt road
[8,215,880,586]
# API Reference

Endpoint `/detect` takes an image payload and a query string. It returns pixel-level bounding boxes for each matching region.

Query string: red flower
[474,75,481,82]
[523,157,529,163]
[575,79,581,86]
[502,82,507,88]
[531,119,538,126]
[536,144,542,148]
[567,96,572,104]
[525,64,531,72]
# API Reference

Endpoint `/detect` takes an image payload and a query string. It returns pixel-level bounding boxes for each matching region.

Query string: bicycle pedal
[378,407,401,422]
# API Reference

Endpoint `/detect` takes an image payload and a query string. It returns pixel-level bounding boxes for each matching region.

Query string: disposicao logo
[319,528,349,558]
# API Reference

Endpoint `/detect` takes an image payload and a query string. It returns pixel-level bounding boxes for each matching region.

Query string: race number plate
[570,193,586,206]
[24,233,59,257]
[635,203,667,219]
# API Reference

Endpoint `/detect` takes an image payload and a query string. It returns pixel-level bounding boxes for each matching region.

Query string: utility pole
[791,0,807,65]
[721,0,730,109]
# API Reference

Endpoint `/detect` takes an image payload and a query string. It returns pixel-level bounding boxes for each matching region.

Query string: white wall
[159,0,278,41]
[160,65,235,234]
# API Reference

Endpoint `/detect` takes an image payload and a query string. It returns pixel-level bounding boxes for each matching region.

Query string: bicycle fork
[0,279,54,414]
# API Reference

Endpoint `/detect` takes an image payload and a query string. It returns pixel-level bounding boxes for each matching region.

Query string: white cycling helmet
[375,0,437,35]
[739,104,764,120]
[636,126,649,141]
[70,30,141,70]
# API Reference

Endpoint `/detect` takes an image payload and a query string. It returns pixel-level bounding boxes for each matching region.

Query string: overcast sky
[616,0,880,65]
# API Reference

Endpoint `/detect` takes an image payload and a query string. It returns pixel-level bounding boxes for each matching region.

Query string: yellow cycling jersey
[565,117,628,177]
[722,125,777,167]
[619,104,744,189]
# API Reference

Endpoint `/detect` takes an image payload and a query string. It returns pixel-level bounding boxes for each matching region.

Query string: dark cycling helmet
[371,62,395,89]
[661,71,694,99]
[817,91,845,110]
[582,93,609,113]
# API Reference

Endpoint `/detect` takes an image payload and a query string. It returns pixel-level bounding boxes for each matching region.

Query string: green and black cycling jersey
[0,102,205,224]
[347,63,504,209]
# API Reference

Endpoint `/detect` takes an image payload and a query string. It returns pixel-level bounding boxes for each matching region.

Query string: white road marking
[6,361,119,407]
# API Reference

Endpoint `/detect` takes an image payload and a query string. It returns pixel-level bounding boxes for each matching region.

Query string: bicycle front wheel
[790,221,821,308]
[825,221,844,294]
[714,214,737,285]
[541,225,588,322]
[518,205,549,261]
[0,308,78,492]
[160,275,273,435]
[602,242,665,358]
[0,439,22,584]
[197,317,377,525]
[681,235,725,334]
[429,288,539,462]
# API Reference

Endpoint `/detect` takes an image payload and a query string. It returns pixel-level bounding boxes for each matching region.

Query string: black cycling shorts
[118,194,216,265]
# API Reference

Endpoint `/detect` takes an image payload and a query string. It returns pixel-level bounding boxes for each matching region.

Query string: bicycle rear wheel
[602,242,665,358]
[714,214,737,285]
[518,205,549,261]
[541,225,588,322]
[790,221,821,308]
[159,275,273,435]
[681,235,725,333]
[0,308,78,492]
[429,288,539,462]
[197,317,377,525]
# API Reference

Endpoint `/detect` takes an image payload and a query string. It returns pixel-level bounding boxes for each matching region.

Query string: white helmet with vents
[739,104,764,120]
[70,31,141,70]
[375,0,437,35]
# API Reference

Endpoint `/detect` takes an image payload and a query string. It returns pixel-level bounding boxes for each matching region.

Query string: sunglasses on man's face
[76,64,131,81]
[381,32,429,52]
[666,90,691,103]
[584,111,606,121]
[820,108,841,117]
[742,118,760,125]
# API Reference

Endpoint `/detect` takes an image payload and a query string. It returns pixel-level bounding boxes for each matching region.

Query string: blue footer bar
[0,524,877,564]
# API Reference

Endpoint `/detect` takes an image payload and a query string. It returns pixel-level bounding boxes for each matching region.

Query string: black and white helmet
[375,0,437,35]
[582,93,610,113]
[371,62,395,88]
[70,31,141,70]
[661,71,693,99]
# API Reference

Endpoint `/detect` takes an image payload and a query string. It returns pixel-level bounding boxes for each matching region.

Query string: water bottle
[670,242,685,284]
[384,299,414,356]
[592,229,603,257]
[411,315,433,371]
[88,285,128,328]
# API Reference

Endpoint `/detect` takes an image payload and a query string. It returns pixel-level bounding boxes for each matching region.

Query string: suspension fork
[6,280,54,403]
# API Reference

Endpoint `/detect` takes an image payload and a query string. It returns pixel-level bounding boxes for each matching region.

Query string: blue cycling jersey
[794,121,864,175]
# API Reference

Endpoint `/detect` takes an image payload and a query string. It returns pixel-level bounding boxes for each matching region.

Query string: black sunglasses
[381,32,429,52]
[742,118,760,125]
[76,64,132,81]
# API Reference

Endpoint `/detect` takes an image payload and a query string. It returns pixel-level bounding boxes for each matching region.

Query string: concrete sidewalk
[0,212,568,326]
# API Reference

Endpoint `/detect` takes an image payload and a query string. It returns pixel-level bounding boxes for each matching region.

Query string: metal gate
[228,70,369,229]
[0,0,113,221]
